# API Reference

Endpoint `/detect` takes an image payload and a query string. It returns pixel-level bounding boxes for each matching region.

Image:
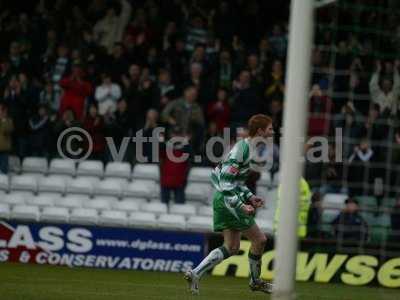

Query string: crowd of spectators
[1,0,400,233]
[0,0,291,172]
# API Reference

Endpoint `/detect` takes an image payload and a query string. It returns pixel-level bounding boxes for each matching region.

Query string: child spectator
[159,126,191,204]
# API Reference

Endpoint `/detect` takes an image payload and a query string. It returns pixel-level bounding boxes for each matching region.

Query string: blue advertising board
[0,221,205,272]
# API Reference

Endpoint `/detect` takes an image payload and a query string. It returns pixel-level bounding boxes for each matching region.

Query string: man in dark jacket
[347,138,375,196]
[231,70,261,128]
[161,86,204,154]
[3,76,29,159]
[105,99,134,162]
[28,105,50,157]
[331,198,368,243]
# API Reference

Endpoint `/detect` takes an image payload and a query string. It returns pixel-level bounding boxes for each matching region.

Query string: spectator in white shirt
[369,60,400,116]
[95,73,122,116]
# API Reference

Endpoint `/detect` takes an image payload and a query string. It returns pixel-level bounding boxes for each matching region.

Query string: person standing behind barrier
[59,64,92,120]
[159,126,191,204]
[0,103,14,174]
[274,177,312,238]
[161,86,204,154]
[331,198,368,243]
[83,103,106,162]
[95,72,122,116]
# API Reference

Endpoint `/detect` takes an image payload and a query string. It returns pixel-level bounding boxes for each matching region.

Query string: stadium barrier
[209,239,400,288]
[1,220,399,288]
[0,221,205,272]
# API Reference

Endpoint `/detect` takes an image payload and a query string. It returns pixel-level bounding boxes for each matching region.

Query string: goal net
[303,0,400,269]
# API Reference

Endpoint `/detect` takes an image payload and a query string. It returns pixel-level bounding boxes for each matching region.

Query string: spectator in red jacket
[159,126,191,204]
[308,84,333,137]
[83,103,106,161]
[59,64,92,120]
[207,87,231,134]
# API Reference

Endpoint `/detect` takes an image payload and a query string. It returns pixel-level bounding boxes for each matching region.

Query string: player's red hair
[248,114,272,137]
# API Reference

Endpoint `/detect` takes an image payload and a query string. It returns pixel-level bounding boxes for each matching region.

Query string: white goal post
[272,0,314,299]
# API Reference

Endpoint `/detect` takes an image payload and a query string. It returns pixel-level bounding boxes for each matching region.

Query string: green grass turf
[0,262,398,300]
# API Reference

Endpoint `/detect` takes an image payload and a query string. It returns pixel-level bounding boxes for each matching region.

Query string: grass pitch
[0,263,398,300]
